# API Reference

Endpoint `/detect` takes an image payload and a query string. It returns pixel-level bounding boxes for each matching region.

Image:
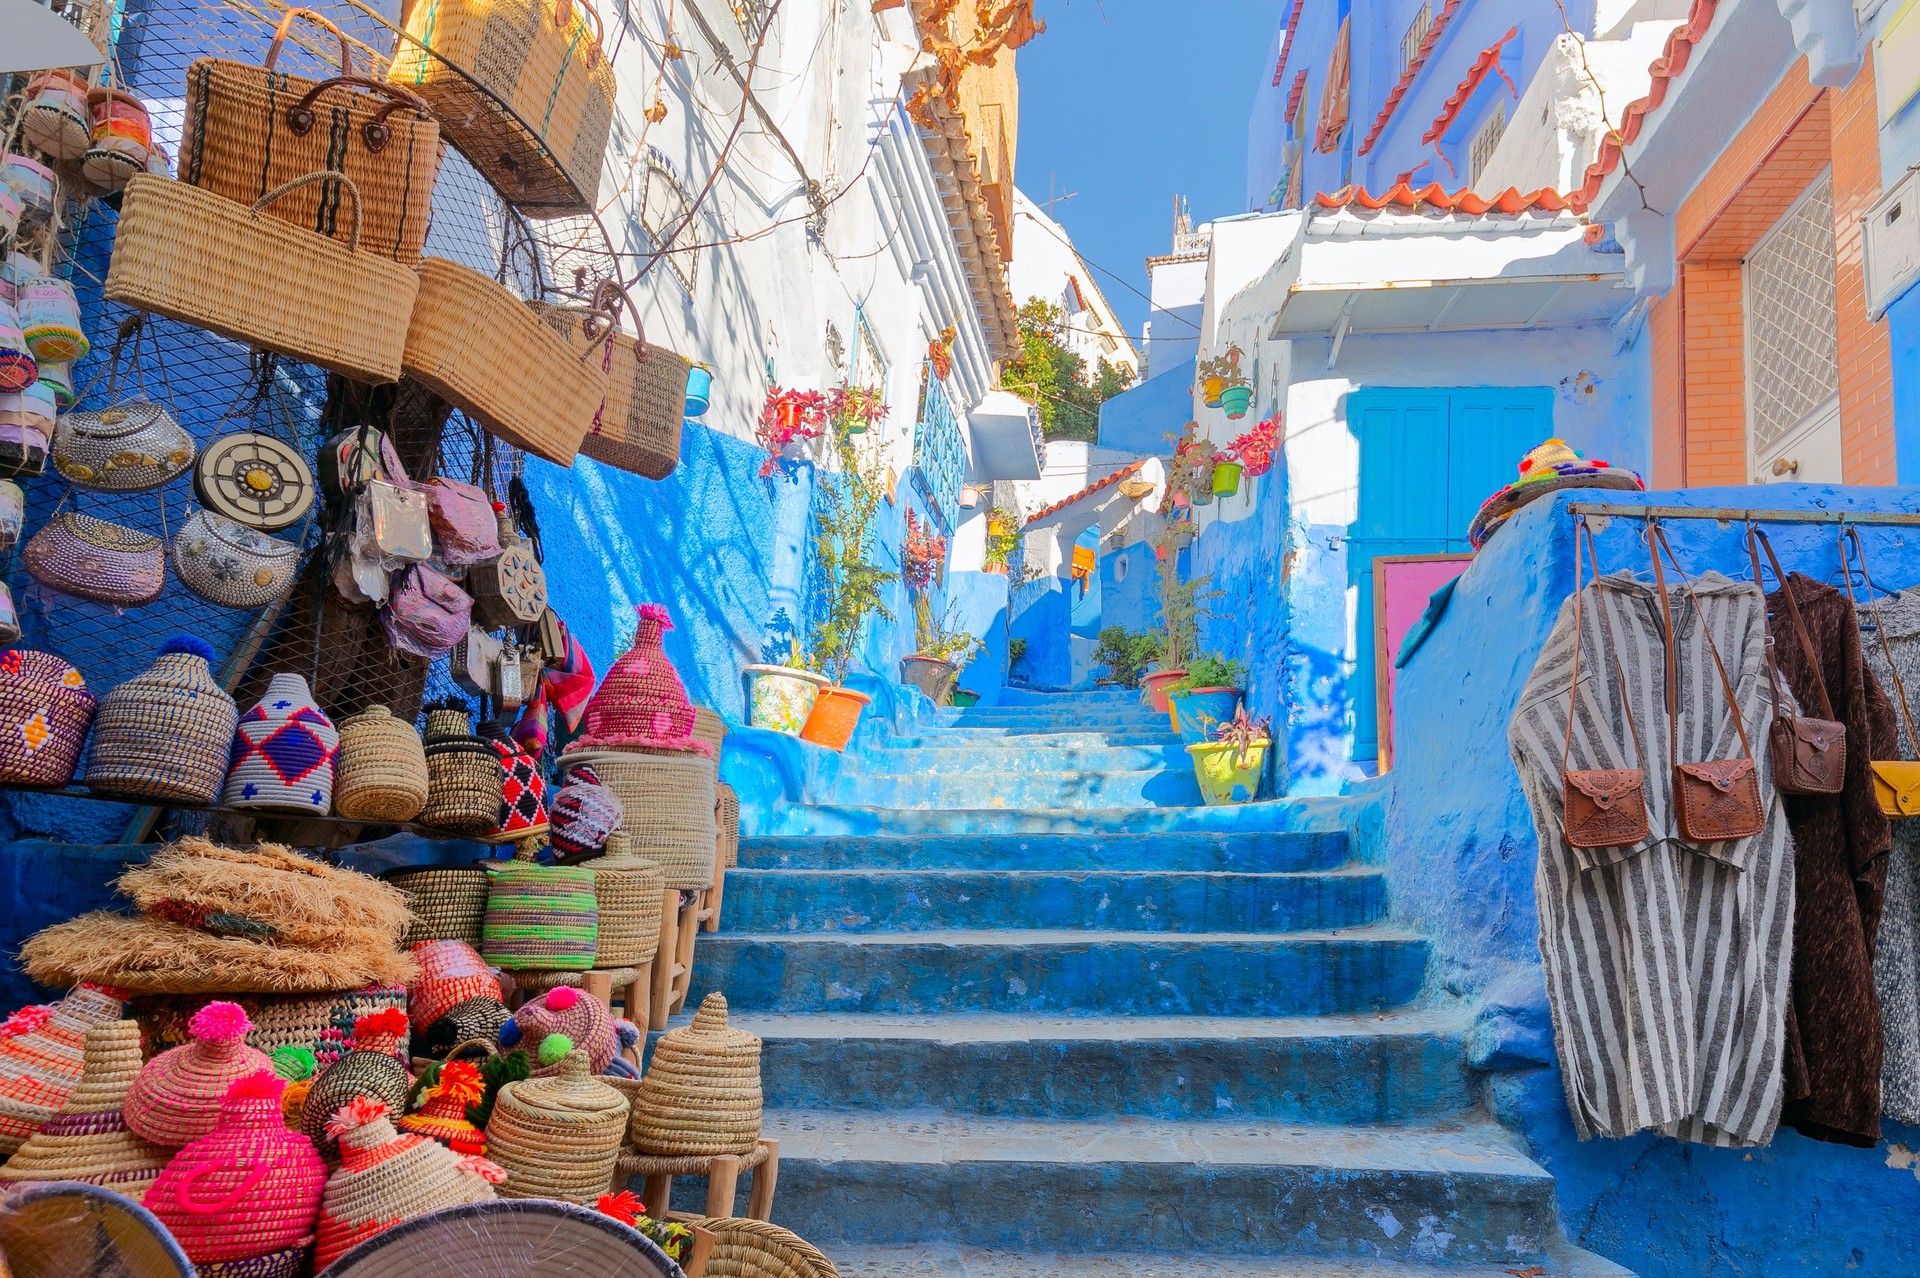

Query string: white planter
[743,663,828,735]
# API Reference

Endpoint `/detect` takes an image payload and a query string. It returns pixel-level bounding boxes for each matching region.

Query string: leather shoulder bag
[1649,522,1767,844]
[1561,516,1650,850]
[1841,526,1920,817]
[1748,527,1846,795]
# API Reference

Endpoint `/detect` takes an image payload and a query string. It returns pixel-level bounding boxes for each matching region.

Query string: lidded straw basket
[481,840,598,971]
[334,705,429,822]
[0,648,95,785]
[629,993,761,1157]
[125,1001,273,1147]
[0,1019,171,1200]
[419,703,505,834]
[561,748,716,890]
[386,864,491,946]
[588,831,664,969]
[0,983,126,1155]
[312,1098,502,1272]
[691,705,727,775]
[483,1045,629,1203]
[84,635,239,804]
[406,940,500,1038]
[298,1008,413,1150]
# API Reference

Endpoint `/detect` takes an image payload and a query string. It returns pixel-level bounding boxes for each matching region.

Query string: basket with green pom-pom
[481,1039,628,1203]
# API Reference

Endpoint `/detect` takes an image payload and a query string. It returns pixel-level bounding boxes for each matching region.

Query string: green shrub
[1093,627,1161,689]
[1172,653,1247,694]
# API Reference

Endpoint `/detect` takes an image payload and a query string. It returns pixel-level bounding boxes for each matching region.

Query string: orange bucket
[800,685,871,751]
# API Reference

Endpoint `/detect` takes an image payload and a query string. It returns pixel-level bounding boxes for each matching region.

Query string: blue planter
[1169,687,1241,746]
[685,365,713,416]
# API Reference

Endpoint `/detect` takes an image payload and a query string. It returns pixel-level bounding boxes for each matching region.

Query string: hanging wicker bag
[629,993,761,1157]
[145,1071,326,1268]
[312,1098,503,1272]
[0,648,95,786]
[125,1002,274,1147]
[532,303,689,478]
[483,1043,628,1203]
[386,865,490,945]
[481,841,598,971]
[0,1019,172,1201]
[0,984,127,1156]
[298,1008,413,1151]
[561,748,716,890]
[84,636,239,804]
[589,831,665,969]
[419,702,506,834]
[333,705,430,822]
[406,940,501,1038]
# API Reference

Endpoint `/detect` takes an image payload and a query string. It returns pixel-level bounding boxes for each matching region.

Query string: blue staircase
[693,689,1629,1275]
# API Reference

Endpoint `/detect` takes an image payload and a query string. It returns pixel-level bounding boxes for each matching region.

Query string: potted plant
[901,508,947,593]
[1230,412,1280,478]
[684,363,714,417]
[984,507,1021,574]
[799,410,897,751]
[1166,423,1220,509]
[928,325,957,381]
[950,688,981,708]
[743,636,829,736]
[1166,653,1247,746]
[826,381,888,435]
[1196,344,1248,415]
[1140,524,1215,715]
[757,387,827,476]
[1007,637,1028,684]
[901,593,982,705]
[959,485,983,509]
[1092,626,1161,689]
[1188,705,1270,806]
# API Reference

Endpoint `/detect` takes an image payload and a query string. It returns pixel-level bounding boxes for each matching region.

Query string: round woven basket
[407,940,501,1036]
[0,982,126,1156]
[559,748,716,890]
[629,992,761,1157]
[133,986,410,1073]
[692,706,726,775]
[716,782,740,868]
[299,1012,413,1150]
[589,832,665,968]
[125,1003,274,1147]
[482,842,598,971]
[0,1019,171,1200]
[700,1217,841,1278]
[84,638,239,803]
[334,706,429,822]
[420,707,506,834]
[419,996,512,1060]
[484,1048,629,1203]
[386,866,491,946]
[313,1102,500,1272]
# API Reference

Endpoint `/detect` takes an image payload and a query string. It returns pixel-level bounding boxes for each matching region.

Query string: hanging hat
[126,1001,275,1147]
[477,719,549,843]
[0,982,126,1155]
[0,1019,171,1200]
[629,992,762,1158]
[1467,438,1644,549]
[312,1098,503,1272]
[407,940,502,1038]
[570,605,709,754]
[146,1071,326,1268]
[421,996,514,1061]
[501,986,617,1077]
[223,671,339,815]
[299,1008,413,1150]
[84,636,240,804]
[547,762,623,864]
[398,1058,487,1155]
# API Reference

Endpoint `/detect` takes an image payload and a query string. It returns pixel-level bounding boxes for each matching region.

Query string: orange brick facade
[1645,57,1893,487]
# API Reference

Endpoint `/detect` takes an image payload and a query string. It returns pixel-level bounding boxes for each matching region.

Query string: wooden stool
[615,1138,779,1221]
[670,889,711,1017]
[648,887,691,1030]
[503,966,644,1015]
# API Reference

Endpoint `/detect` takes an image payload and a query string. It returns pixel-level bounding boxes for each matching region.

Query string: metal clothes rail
[1568,503,1920,527]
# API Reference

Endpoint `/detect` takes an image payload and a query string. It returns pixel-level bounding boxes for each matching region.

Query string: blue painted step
[751,803,1344,837]
[993,687,1144,707]
[690,926,1428,1016]
[936,712,1171,735]
[842,767,1203,810]
[739,830,1350,873]
[722,867,1385,933]
[890,725,1184,746]
[863,743,1192,775]
[820,1246,1637,1277]
[727,1009,1472,1123]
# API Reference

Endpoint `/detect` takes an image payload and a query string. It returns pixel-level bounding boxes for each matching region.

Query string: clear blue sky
[1015,0,1278,344]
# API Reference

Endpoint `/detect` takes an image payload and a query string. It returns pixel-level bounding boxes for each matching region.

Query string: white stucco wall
[1008,190,1142,380]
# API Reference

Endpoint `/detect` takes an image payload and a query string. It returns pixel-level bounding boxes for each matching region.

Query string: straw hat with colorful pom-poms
[299,1007,412,1150]
[313,1097,504,1272]
[501,985,618,1076]
[1467,437,1645,549]
[125,1001,273,1147]
[0,982,124,1155]
[399,1058,487,1156]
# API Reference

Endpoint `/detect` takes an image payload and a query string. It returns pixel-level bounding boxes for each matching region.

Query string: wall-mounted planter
[983,561,1008,575]
[1170,490,1190,510]
[1200,375,1227,408]
[1212,462,1243,496]
[900,654,960,705]
[1219,384,1252,419]
[1141,668,1187,714]
[684,365,712,416]
[1169,686,1242,746]
[800,685,871,751]
[959,486,982,509]
[743,663,827,736]
[1188,738,1268,806]
[1190,482,1215,507]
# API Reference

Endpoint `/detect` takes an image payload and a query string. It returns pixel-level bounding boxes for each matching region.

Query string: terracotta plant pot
[1141,669,1187,714]
[900,655,960,704]
[983,562,1008,575]
[800,685,871,751]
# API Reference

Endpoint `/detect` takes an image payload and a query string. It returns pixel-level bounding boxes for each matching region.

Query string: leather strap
[1748,527,1836,720]
[1563,516,1644,774]
[1841,524,1920,758]
[1648,520,1755,764]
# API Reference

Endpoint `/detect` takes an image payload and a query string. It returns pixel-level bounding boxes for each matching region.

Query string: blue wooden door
[1349,387,1553,763]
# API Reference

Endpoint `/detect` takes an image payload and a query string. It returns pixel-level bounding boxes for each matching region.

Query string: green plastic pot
[1190,481,1215,507]
[1219,384,1253,419]
[1212,462,1243,496]
[950,689,980,708]
[1188,738,1268,806]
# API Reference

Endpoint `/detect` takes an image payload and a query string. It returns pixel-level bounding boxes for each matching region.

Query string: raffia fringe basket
[103,172,418,384]
[717,782,740,869]
[588,832,665,969]
[385,866,491,946]
[385,0,615,215]
[629,993,761,1157]
[334,706,430,822]
[532,304,688,478]
[559,748,716,890]
[484,1049,628,1203]
[403,258,604,466]
[701,1218,842,1278]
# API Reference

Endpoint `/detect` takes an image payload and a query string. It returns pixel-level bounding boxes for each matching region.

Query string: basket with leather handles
[180,8,444,263]
[1559,515,1649,852]
[105,171,419,384]
[1747,527,1846,795]
[1841,525,1920,817]
[532,294,689,479]
[1647,521,1766,844]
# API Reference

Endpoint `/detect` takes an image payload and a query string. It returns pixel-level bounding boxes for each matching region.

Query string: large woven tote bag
[181,8,443,263]
[532,303,688,478]
[386,0,615,216]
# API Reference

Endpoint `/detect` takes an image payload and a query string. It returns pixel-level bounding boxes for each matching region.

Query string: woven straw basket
[701,1218,842,1278]
[132,986,410,1072]
[334,706,430,822]
[300,1048,411,1150]
[532,304,688,478]
[420,707,505,834]
[124,1005,275,1147]
[484,1048,628,1203]
[560,748,717,890]
[403,259,604,466]
[692,706,727,776]
[629,993,761,1157]
[0,1020,171,1201]
[104,172,418,384]
[313,1103,499,1272]
[482,841,598,971]
[84,640,238,804]
[589,832,665,969]
[717,782,740,868]
[387,866,491,946]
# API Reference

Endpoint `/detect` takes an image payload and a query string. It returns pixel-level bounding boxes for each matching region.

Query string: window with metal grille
[1401,3,1433,73]
[1745,174,1839,455]
[1468,104,1506,186]
[912,362,965,535]
[638,148,700,293]
[850,308,888,394]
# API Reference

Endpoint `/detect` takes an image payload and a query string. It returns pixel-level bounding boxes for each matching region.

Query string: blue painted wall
[1384,483,1920,1277]
[1888,283,1920,484]
[1098,360,1195,454]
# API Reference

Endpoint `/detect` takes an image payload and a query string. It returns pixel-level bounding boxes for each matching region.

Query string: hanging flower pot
[1171,490,1190,510]
[1200,375,1227,408]
[1191,480,1215,507]
[684,365,712,417]
[775,398,803,431]
[959,485,982,509]
[1219,384,1253,419]
[1212,462,1243,496]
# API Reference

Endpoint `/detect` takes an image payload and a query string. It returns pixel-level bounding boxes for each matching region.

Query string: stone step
[750,802,1341,838]
[861,742,1192,775]
[738,829,1350,874]
[819,1246,1637,1277]
[689,926,1428,1016]
[838,766,1204,810]
[725,1009,1472,1123]
[890,726,1185,747]
[992,688,1145,708]
[722,867,1385,934]
[939,705,1168,730]
[746,1112,1561,1265]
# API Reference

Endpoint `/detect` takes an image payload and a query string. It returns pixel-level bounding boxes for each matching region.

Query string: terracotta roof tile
[1358,0,1466,156]
[1272,0,1308,88]
[1422,26,1518,145]
[1286,68,1310,120]
[1572,0,1720,211]
[1312,182,1573,214]
[1024,459,1150,527]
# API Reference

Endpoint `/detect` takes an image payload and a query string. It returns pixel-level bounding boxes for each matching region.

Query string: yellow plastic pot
[1187,738,1268,806]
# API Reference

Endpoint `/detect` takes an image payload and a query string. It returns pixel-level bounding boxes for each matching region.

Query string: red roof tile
[1286,68,1310,120]
[1422,27,1518,145]
[1572,0,1720,211]
[1024,459,1150,527]
[1272,0,1308,88]
[1358,0,1466,156]
[1312,182,1573,214]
